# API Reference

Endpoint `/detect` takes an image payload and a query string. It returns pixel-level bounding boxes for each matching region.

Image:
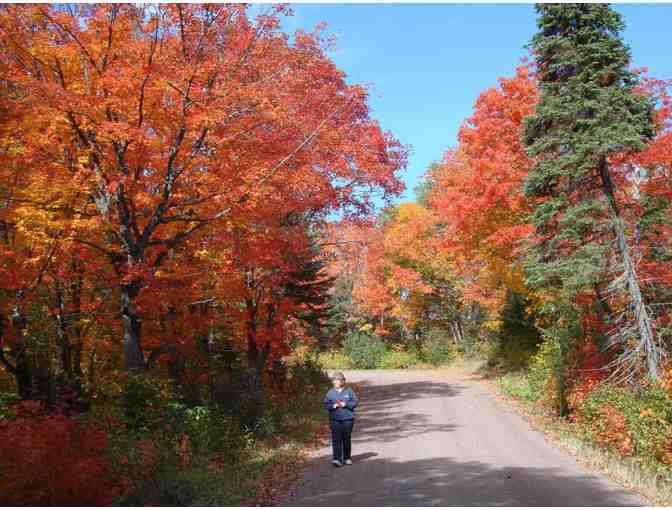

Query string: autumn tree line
[0,5,407,504]
[0,4,406,400]
[1,3,672,503]
[329,4,672,462]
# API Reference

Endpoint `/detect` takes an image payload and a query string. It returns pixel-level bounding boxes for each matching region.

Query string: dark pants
[330,419,354,463]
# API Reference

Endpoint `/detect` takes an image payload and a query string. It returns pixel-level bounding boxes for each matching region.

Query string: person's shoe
[332,460,343,467]
[344,459,353,465]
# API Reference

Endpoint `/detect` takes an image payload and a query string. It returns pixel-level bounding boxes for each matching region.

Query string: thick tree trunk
[120,281,145,371]
[599,158,659,380]
[246,301,276,422]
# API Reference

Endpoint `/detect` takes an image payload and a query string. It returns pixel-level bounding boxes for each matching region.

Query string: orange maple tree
[428,66,538,313]
[0,4,405,377]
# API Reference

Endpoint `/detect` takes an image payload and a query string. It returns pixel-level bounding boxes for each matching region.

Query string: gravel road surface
[281,369,645,506]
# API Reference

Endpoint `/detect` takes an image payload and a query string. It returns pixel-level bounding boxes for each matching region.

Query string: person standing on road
[324,371,358,467]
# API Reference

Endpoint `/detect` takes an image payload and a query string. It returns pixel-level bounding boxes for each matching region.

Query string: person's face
[332,378,343,389]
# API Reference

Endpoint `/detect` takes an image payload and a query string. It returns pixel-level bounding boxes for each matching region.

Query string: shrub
[343,332,387,369]
[499,372,538,402]
[120,373,173,432]
[526,337,557,404]
[420,330,455,366]
[575,384,672,464]
[110,400,257,505]
[488,291,542,370]
[289,356,330,389]
[182,406,253,460]
[317,350,354,369]
[528,313,580,416]
[119,464,245,506]
[0,391,20,419]
[379,350,419,369]
[0,403,116,505]
[113,436,205,506]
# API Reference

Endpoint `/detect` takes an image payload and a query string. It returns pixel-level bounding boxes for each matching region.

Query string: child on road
[324,371,358,467]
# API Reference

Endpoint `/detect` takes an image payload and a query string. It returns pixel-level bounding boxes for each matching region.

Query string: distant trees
[334,4,672,395]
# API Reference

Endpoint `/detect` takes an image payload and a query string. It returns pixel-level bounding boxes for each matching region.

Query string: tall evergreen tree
[522,4,661,380]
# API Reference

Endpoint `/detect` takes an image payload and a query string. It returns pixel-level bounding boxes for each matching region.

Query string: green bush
[96,355,329,505]
[485,290,543,371]
[317,350,354,369]
[342,332,387,369]
[0,392,19,419]
[496,336,556,404]
[379,350,419,369]
[498,372,538,402]
[525,336,557,402]
[577,384,672,461]
[114,450,244,506]
[182,406,254,460]
[289,356,330,387]
[120,373,171,432]
[420,330,455,366]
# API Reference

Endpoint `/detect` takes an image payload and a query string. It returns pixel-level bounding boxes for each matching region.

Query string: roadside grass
[238,414,331,506]
[198,400,329,506]
[130,416,330,506]
[235,386,332,506]
[481,369,672,506]
[317,350,355,369]
[109,378,331,507]
[317,348,457,371]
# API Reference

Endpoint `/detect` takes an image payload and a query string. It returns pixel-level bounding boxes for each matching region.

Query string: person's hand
[338,400,346,408]
[333,403,339,409]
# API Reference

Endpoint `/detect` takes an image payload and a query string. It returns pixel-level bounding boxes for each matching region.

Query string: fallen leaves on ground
[242,420,331,506]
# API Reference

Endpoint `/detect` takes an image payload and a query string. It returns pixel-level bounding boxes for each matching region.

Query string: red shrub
[568,336,611,403]
[0,402,117,505]
[593,404,634,456]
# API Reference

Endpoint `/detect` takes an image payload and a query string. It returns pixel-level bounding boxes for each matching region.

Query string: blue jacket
[324,387,358,421]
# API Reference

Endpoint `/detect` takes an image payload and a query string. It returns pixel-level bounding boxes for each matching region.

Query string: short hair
[330,371,346,382]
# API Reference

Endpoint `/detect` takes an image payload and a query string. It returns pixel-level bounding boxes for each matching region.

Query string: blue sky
[276,4,672,204]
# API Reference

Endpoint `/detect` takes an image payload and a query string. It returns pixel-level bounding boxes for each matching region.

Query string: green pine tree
[522,4,661,380]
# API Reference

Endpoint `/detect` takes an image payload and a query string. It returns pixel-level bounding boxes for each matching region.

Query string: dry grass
[477,367,672,506]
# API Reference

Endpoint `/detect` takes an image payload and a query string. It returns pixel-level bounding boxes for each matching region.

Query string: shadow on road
[352,378,463,442]
[284,455,642,506]
[282,375,642,506]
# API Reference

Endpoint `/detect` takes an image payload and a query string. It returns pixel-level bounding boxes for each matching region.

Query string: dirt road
[282,370,645,506]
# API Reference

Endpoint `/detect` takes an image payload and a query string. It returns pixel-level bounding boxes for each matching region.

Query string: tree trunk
[448,322,458,344]
[598,157,659,380]
[0,307,35,400]
[555,357,569,417]
[120,281,145,371]
[252,342,271,421]
[246,299,264,421]
[71,272,84,378]
[206,327,215,401]
[456,317,468,352]
[54,283,73,380]
[12,306,34,400]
